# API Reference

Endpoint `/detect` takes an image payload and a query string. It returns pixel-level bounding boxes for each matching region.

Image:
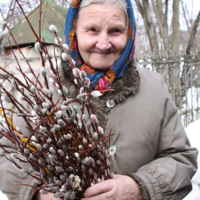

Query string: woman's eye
[89,28,96,32]
[110,29,121,34]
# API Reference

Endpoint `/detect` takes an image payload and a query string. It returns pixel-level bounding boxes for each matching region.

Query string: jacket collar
[59,59,140,129]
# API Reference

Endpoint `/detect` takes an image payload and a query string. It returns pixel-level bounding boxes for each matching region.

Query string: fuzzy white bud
[34,105,40,113]
[10,153,17,159]
[62,86,68,96]
[47,164,54,170]
[82,137,87,144]
[91,114,98,124]
[42,53,48,62]
[63,44,69,51]
[49,87,54,97]
[16,127,21,133]
[98,126,104,135]
[42,88,49,96]
[76,93,87,100]
[58,119,66,127]
[84,78,90,87]
[61,52,68,61]
[34,42,42,52]
[79,87,84,94]
[86,121,91,130]
[75,152,79,157]
[72,68,80,77]
[55,166,64,173]
[91,91,102,98]
[40,67,47,77]
[36,144,42,151]
[55,110,63,118]
[42,102,50,109]
[89,168,94,175]
[3,94,11,103]
[47,138,52,143]
[39,125,47,133]
[31,136,37,141]
[58,149,64,157]
[60,105,68,110]
[24,148,30,154]
[64,134,72,140]
[74,78,78,85]
[49,24,58,33]
[80,70,87,80]
[49,147,56,154]
[93,132,98,141]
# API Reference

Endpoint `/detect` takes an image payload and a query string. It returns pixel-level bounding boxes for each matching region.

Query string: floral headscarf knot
[64,0,136,93]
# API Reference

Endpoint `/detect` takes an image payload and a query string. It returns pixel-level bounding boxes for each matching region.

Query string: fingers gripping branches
[0,1,114,200]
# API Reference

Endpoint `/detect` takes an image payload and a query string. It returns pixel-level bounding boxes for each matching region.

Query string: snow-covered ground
[0,191,8,200]
[0,120,200,200]
[183,119,200,200]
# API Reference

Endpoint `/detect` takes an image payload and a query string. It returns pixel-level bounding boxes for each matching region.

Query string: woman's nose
[96,33,111,50]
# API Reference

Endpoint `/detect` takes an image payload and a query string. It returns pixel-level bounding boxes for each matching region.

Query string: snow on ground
[183,119,200,200]
[0,120,200,200]
[0,191,8,200]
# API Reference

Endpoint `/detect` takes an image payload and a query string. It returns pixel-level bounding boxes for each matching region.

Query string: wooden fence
[135,53,200,127]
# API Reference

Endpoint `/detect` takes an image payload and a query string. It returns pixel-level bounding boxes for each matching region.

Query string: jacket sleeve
[130,79,198,200]
[0,137,37,200]
[0,101,38,200]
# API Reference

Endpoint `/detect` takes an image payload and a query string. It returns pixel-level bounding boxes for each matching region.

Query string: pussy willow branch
[0,2,113,199]
[0,66,35,93]
[8,39,30,88]
[42,23,76,70]
[0,22,42,88]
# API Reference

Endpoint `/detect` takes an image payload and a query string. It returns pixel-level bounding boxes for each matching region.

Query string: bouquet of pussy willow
[0,2,114,200]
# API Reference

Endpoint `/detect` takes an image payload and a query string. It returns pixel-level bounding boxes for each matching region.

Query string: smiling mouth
[91,51,114,55]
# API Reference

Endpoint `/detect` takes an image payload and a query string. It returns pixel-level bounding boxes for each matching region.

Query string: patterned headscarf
[64,0,136,92]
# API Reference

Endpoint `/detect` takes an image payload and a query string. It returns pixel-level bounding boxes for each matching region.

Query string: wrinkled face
[76,4,127,70]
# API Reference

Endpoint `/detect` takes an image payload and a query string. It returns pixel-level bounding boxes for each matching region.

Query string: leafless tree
[134,0,200,55]
[186,11,200,55]
[0,0,38,30]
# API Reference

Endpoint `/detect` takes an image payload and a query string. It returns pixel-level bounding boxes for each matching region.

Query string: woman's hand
[82,174,143,200]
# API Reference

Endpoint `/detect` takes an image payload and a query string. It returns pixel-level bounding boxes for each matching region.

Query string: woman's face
[76,4,127,70]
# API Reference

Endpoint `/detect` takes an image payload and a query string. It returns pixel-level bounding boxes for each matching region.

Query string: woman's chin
[91,65,112,70]
[89,61,114,70]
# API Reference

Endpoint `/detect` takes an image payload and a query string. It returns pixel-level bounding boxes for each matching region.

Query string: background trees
[134,0,200,55]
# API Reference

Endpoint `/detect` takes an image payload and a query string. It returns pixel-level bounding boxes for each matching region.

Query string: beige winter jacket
[0,61,198,200]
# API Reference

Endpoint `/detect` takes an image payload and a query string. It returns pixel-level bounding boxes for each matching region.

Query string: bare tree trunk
[156,0,164,24]
[142,0,159,54]
[181,0,191,33]
[151,0,169,52]
[163,0,169,44]
[134,0,144,17]
[186,11,200,54]
[171,0,180,54]
[135,0,158,54]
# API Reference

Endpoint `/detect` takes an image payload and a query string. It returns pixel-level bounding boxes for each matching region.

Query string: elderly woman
[0,0,198,200]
